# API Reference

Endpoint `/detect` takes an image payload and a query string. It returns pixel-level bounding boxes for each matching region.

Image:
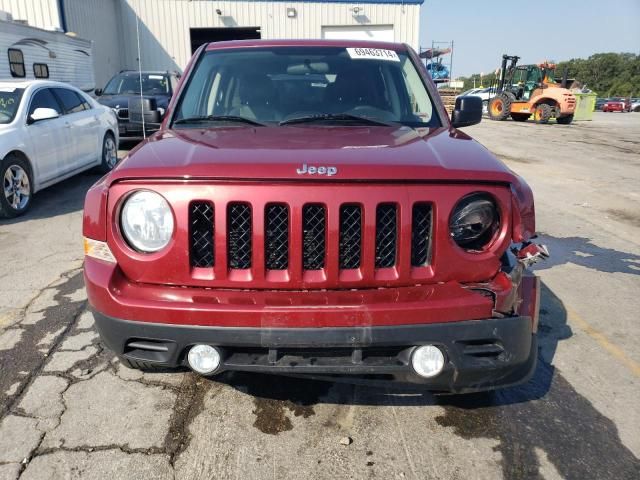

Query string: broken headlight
[449,193,499,251]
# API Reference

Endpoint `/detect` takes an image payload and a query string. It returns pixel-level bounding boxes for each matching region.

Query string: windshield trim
[169,45,443,130]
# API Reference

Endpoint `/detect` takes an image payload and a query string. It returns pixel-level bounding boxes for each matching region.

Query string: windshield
[173,46,439,128]
[103,73,171,96]
[0,87,24,125]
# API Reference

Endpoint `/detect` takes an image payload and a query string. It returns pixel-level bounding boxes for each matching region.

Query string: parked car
[602,99,627,112]
[0,80,118,218]
[83,40,546,394]
[594,98,607,111]
[629,99,640,112]
[95,70,180,141]
[459,87,495,113]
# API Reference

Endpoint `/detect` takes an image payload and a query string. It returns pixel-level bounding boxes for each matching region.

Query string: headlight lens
[449,193,499,251]
[121,190,174,252]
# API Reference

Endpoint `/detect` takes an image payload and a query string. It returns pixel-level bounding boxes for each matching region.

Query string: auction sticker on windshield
[346,47,400,62]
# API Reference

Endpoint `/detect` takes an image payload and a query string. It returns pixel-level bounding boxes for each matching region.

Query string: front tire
[99,133,118,174]
[0,155,33,219]
[534,104,553,124]
[488,94,512,121]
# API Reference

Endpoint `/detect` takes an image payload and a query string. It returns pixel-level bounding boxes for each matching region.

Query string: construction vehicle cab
[488,54,576,124]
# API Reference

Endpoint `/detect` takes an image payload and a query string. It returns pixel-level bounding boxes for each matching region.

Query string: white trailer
[0,16,95,92]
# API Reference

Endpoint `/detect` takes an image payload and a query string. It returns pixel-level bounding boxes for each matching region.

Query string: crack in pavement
[164,372,215,468]
[0,269,87,420]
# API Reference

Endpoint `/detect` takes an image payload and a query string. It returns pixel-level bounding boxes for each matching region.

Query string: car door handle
[64,122,72,128]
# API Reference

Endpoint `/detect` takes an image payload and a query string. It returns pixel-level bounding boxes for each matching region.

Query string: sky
[419,0,640,78]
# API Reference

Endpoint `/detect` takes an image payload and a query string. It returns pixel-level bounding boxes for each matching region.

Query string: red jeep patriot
[83,40,546,393]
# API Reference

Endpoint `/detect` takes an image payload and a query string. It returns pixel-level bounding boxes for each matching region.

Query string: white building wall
[120,0,421,72]
[63,0,124,87]
[1,0,421,84]
[0,0,60,29]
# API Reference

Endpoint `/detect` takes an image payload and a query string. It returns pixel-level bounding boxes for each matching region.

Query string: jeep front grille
[189,201,214,268]
[187,197,433,284]
[302,204,326,270]
[375,204,397,268]
[339,205,362,269]
[265,204,289,270]
[227,203,252,269]
[411,203,432,267]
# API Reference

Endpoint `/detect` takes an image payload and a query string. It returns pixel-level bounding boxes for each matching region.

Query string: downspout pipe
[57,0,67,32]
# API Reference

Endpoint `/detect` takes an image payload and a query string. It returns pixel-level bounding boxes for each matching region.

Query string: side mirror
[94,88,103,96]
[451,96,482,128]
[29,107,59,124]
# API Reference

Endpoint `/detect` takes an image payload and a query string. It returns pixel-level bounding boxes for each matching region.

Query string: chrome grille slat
[265,204,289,270]
[227,203,252,269]
[189,201,214,268]
[375,204,397,268]
[302,204,326,270]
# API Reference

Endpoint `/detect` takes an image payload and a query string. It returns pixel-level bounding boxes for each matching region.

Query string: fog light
[411,345,445,378]
[187,345,221,375]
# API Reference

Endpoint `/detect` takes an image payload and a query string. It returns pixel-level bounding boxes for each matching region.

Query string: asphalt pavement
[0,113,639,480]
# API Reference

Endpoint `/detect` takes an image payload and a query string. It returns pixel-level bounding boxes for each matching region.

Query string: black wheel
[556,114,574,125]
[510,113,529,122]
[0,154,33,219]
[534,103,553,124]
[98,132,118,174]
[488,94,512,121]
[118,356,164,371]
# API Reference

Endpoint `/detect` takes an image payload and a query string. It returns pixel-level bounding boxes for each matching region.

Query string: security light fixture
[287,7,297,18]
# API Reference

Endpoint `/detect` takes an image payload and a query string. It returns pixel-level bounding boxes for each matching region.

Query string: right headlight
[120,190,174,253]
[449,193,500,251]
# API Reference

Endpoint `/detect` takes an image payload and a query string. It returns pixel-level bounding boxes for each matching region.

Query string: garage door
[321,25,394,42]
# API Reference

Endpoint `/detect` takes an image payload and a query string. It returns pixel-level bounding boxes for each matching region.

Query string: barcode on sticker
[346,48,400,62]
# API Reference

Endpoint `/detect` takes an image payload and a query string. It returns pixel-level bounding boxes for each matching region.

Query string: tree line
[458,53,640,97]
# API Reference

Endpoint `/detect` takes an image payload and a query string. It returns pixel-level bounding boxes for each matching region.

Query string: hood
[98,94,170,109]
[108,125,519,185]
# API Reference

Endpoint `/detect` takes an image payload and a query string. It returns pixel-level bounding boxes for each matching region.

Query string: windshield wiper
[279,113,393,127]
[173,115,265,126]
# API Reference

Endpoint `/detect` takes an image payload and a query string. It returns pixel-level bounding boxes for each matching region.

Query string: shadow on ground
[210,282,639,479]
[0,171,101,225]
[534,233,640,276]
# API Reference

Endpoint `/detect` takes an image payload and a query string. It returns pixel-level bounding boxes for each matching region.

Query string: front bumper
[116,120,159,138]
[94,310,536,393]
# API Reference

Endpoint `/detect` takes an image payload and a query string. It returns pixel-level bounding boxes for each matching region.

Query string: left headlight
[121,190,174,253]
[449,193,500,251]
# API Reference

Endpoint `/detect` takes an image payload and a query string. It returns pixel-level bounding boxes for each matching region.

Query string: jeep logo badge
[296,164,338,177]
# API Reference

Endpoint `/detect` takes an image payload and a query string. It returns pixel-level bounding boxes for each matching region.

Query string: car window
[174,47,439,128]
[103,73,171,95]
[76,91,92,110]
[0,87,25,124]
[53,88,86,114]
[28,88,63,117]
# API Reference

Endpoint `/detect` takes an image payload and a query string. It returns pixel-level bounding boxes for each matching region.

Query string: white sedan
[0,80,118,218]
